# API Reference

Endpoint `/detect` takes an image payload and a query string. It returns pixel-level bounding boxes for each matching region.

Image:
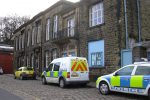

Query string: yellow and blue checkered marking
[44,71,67,78]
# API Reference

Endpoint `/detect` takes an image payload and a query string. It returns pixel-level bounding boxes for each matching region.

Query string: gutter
[124,0,128,49]
[137,0,141,42]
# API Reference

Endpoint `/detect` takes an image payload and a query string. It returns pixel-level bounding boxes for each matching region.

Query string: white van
[41,56,90,88]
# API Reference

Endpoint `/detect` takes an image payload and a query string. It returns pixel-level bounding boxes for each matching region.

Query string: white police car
[96,58,150,99]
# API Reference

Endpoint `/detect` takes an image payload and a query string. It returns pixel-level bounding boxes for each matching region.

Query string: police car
[96,58,150,99]
[41,55,90,88]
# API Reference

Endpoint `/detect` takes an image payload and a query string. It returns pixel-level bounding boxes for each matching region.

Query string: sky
[0,0,80,18]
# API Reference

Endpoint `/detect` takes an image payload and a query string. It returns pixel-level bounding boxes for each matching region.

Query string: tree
[0,14,30,44]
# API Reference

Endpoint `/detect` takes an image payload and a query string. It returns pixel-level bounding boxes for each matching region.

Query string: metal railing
[52,27,78,41]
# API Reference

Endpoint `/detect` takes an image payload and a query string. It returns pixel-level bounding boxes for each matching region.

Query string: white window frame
[27,30,30,47]
[90,3,104,27]
[32,54,34,68]
[16,37,18,51]
[19,35,21,50]
[27,56,28,67]
[46,51,49,68]
[37,24,41,43]
[53,50,57,59]
[32,27,35,45]
[22,33,24,48]
[46,19,50,41]
[68,18,74,36]
[53,15,57,38]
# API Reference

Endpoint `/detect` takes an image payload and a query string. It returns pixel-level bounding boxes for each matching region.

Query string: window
[37,53,40,68]
[90,3,104,27]
[27,30,30,47]
[16,37,18,51]
[62,46,67,51]
[46,19,50,41]
[18,57,20,67]
[69,52,75,56]
[46,51,49,68]
[32,55,34,68]
[116,66,134,76]
[68,19,74,36]
[69,45,75,50]
[22,33,24,48]
[37,23,41,43]
[53,62,60,71]
[91,52,102,66]
[135,66,150,75]
[19,35,21,50]
[53,49,57,59]
[48,64,53,71]
[32,27,35,45]
[53,15,57,38]
[27,56,28,67]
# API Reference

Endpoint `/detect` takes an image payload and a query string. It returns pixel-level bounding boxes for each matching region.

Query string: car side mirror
[45,68,48,72]
[113,73,117,76]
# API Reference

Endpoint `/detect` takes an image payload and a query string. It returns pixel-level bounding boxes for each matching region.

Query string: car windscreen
[23,68,33,71]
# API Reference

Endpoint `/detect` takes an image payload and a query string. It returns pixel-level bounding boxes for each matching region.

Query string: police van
[96,58,150,99]
[41,55,89,88]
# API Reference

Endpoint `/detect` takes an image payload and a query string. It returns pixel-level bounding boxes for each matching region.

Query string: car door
[111,66,135,88]
[52,62,60,83]
[46,64,53,83]
[131,66,150,89]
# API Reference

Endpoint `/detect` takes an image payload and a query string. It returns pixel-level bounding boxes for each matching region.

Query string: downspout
[137,0,141,42]
[124,0,128,49]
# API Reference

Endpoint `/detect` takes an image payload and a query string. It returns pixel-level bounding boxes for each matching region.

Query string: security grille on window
[22,33,24,48]
[27,30,30,47]
[46,19,50,41]
[91,52,102,66]
[68,19,74,36]
[90,3,104,27]
[53,50,57,59]
[46,51,49,68]
[37,23,41,43]
[53,15,57,38]
[69,45,75,50]
[32,27,35,45]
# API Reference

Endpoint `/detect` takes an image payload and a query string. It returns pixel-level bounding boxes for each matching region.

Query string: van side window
[48,64,53,71]
[53,62,60,71]
[135,66,150,75]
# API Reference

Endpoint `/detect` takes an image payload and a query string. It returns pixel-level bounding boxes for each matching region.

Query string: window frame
[67,18,74,36]
[89,3,104,27]
[53,49,57,60]
[91,52,102,66]
[37,23,41,43]
[16,37,18,51]
[32,27,35,45]
[53,15,57,38]
[46,18,50,41]
[46,51,49,68]
[27,29,30,47]
[22,33,24,48]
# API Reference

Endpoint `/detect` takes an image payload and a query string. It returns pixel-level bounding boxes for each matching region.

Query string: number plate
[28,75,33,77]
[71,75,79,77]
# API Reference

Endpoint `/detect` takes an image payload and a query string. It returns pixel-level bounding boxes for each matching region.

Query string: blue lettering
[116,87,121,91]
[137,89,144,93]
[111,86,115,89]
[130,89,136,92]
[122,88,127,92]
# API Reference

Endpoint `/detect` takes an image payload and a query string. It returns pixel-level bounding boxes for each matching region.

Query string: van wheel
[20,75,23,80]
[42,77,47,85]
[99,82,110,95]
[59,78,66,88]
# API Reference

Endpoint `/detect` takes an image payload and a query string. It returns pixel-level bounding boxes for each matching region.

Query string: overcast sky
[0,0,79,18]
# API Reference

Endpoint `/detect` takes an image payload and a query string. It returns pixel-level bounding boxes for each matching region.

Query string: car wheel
[20,75,23,80]
[99,82,110,95]
[33,77,36,80]
[59,78,66,88]
[42,77,47,85]
[14,75,16,79]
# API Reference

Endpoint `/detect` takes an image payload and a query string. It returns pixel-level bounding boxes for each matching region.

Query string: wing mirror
[113,72,117,76]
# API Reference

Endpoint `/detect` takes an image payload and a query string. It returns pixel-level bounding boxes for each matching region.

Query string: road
[0,74,149,100]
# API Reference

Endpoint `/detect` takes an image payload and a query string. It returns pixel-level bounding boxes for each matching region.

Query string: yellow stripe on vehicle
[96,77,103,85]
[53,71,58,77]
[130,76,143,87]
[111,76,121,86]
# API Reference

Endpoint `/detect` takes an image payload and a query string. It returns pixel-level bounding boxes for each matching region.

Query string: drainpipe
[137,0,141,42]
[124,0,128,49]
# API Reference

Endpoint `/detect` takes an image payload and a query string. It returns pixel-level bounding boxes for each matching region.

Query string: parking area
[0,74,149,100]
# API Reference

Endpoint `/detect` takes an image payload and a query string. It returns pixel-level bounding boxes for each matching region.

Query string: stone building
[13,0,150,81]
